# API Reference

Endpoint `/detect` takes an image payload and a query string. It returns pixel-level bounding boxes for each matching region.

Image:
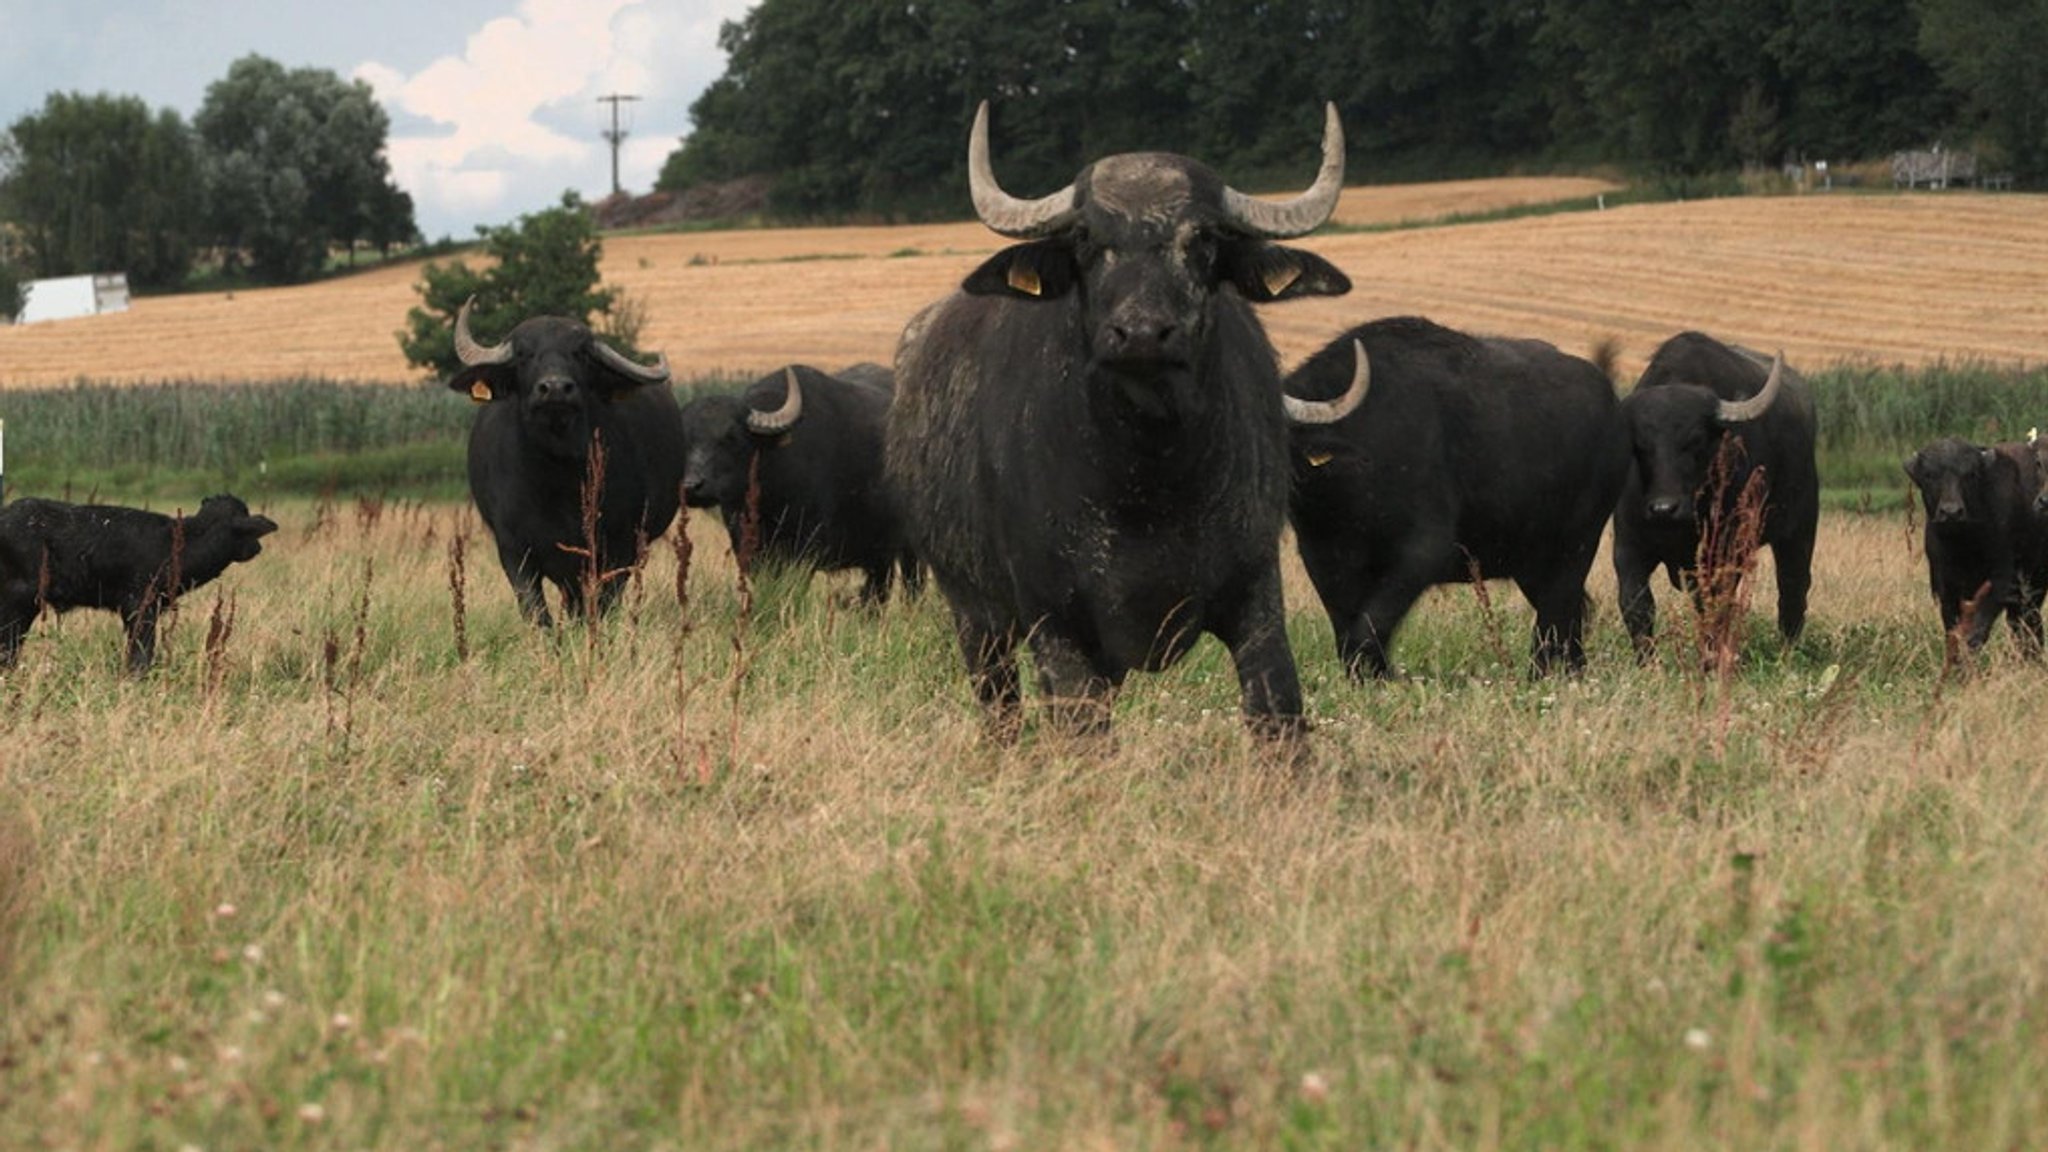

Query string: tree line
[658,0,2046,219]
[0,54,419,310]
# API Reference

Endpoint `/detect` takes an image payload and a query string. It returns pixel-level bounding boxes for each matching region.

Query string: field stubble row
[6,181,2045,391]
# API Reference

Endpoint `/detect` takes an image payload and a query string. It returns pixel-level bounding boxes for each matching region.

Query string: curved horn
[453,296,515,366]
[1221,102,1346,239]
[591,338,672,385]
[968,100,1080,238]
[1717,352,1784,424]
[747,367,805,436]
[1284,340,1370,425]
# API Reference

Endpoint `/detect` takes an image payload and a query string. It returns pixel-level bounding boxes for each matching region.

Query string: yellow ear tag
[469,381,493,403]
[1263,263,1302,297]
[1007,263,1042,296]
[1306,451,1334,468]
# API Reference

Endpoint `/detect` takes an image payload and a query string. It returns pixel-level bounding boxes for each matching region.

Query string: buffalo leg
[1029,631,1119,739]
[120,604,159,675]
[1613,543,1660,661]
[0,595,33,668]
[954,615,1022,742]
[2012,587,2045,658]
[1341,571,1433,681]
[1771,532,1815,643]
[857,562,892,607]
[1519,569,1592,676]
[897,553,925,599]
[1211,570,1307,741]
[498,543,555,627]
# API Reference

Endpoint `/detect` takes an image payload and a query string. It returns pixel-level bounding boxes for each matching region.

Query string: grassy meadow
[1,375,2047,1147]
[6,176,2048,1144]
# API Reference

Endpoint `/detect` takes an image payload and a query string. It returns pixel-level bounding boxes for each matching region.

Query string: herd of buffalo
[3,104,2042,742]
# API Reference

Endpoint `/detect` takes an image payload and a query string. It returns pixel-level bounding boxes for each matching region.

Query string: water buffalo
[1906,436,2048,653]
[1286,316,1630,678]
[1612,332,1819,657]
[0,494,277,673]
[449,299,686,626]
[679,364,919,604]
[887,101,1366,741]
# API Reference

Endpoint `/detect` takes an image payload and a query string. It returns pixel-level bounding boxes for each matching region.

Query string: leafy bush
[398,191,646,378]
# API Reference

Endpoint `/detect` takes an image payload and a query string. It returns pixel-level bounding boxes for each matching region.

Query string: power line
[597,93,643,197]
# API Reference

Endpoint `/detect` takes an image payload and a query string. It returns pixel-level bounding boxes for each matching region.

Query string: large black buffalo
[0,494,277,673]
[1612,331,1819,656]
[887,101,1366,741]
[449,299,686,626]
[679,364,919,603]
[1906,436,2048,653]
[1286,316,1630,678]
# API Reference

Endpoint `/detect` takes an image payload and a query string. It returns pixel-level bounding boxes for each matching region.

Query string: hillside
[3,177,2043,388]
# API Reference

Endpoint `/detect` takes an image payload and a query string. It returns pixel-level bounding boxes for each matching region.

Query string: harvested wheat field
[2,179,2043,389]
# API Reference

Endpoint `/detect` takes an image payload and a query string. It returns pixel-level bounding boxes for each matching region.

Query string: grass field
[2,496,2046,1149]
[4,178,2048,1147]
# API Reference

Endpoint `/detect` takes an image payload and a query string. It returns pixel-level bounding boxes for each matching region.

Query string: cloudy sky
[0,0,757,240]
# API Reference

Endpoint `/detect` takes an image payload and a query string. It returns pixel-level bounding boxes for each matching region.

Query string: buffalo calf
[679,365,919,603]
[0,494,277,673]
[1287,317,1629,678]
[1906,436,2048,653]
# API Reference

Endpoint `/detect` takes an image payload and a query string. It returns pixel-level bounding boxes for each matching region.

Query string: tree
[399,192,641,377]
[194,54,415,282]
[0,255,23,322]
[1917,0,2048,182]
[0,93,203,288]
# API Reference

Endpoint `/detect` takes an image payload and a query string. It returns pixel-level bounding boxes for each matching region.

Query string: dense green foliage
[194,55,418,283]
[0,55,417,290]
[398,193,644,379]
[661,0,2042,218]
[0,93,204,288]
[0,256,21,321]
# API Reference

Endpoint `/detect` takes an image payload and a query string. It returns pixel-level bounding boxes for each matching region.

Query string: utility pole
[597,93,642,196]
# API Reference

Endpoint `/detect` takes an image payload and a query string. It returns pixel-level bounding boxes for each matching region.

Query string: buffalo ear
[962,241,1078,300]
[450,364,510,403]
[1903,451,1922,481]
[1221,242,1350,302]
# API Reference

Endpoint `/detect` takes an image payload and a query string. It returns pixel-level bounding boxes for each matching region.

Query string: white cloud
[355,0,754,239]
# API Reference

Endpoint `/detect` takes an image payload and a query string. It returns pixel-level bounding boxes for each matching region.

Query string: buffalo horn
[747,368,805,435]
[592,338,673,385]
[1220,103,1346,239]
[1716,352,1784,424]
[1283,340,1370,425]
[453,296,516,366]
[968,101,1080,238]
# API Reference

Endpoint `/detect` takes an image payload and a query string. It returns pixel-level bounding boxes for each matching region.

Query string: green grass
[0,375,747,503]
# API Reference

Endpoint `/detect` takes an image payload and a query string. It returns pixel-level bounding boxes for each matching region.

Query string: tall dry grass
[0,500,2045,1148]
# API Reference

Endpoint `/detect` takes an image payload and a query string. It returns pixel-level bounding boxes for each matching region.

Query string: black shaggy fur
[450,315,686,626]
[1612,331,1820,657]
[679,364,920,604]
[887,137,1351,741]
[1906,436,2048,654]
[1287,317,1629,679]
[0,494,277,673]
